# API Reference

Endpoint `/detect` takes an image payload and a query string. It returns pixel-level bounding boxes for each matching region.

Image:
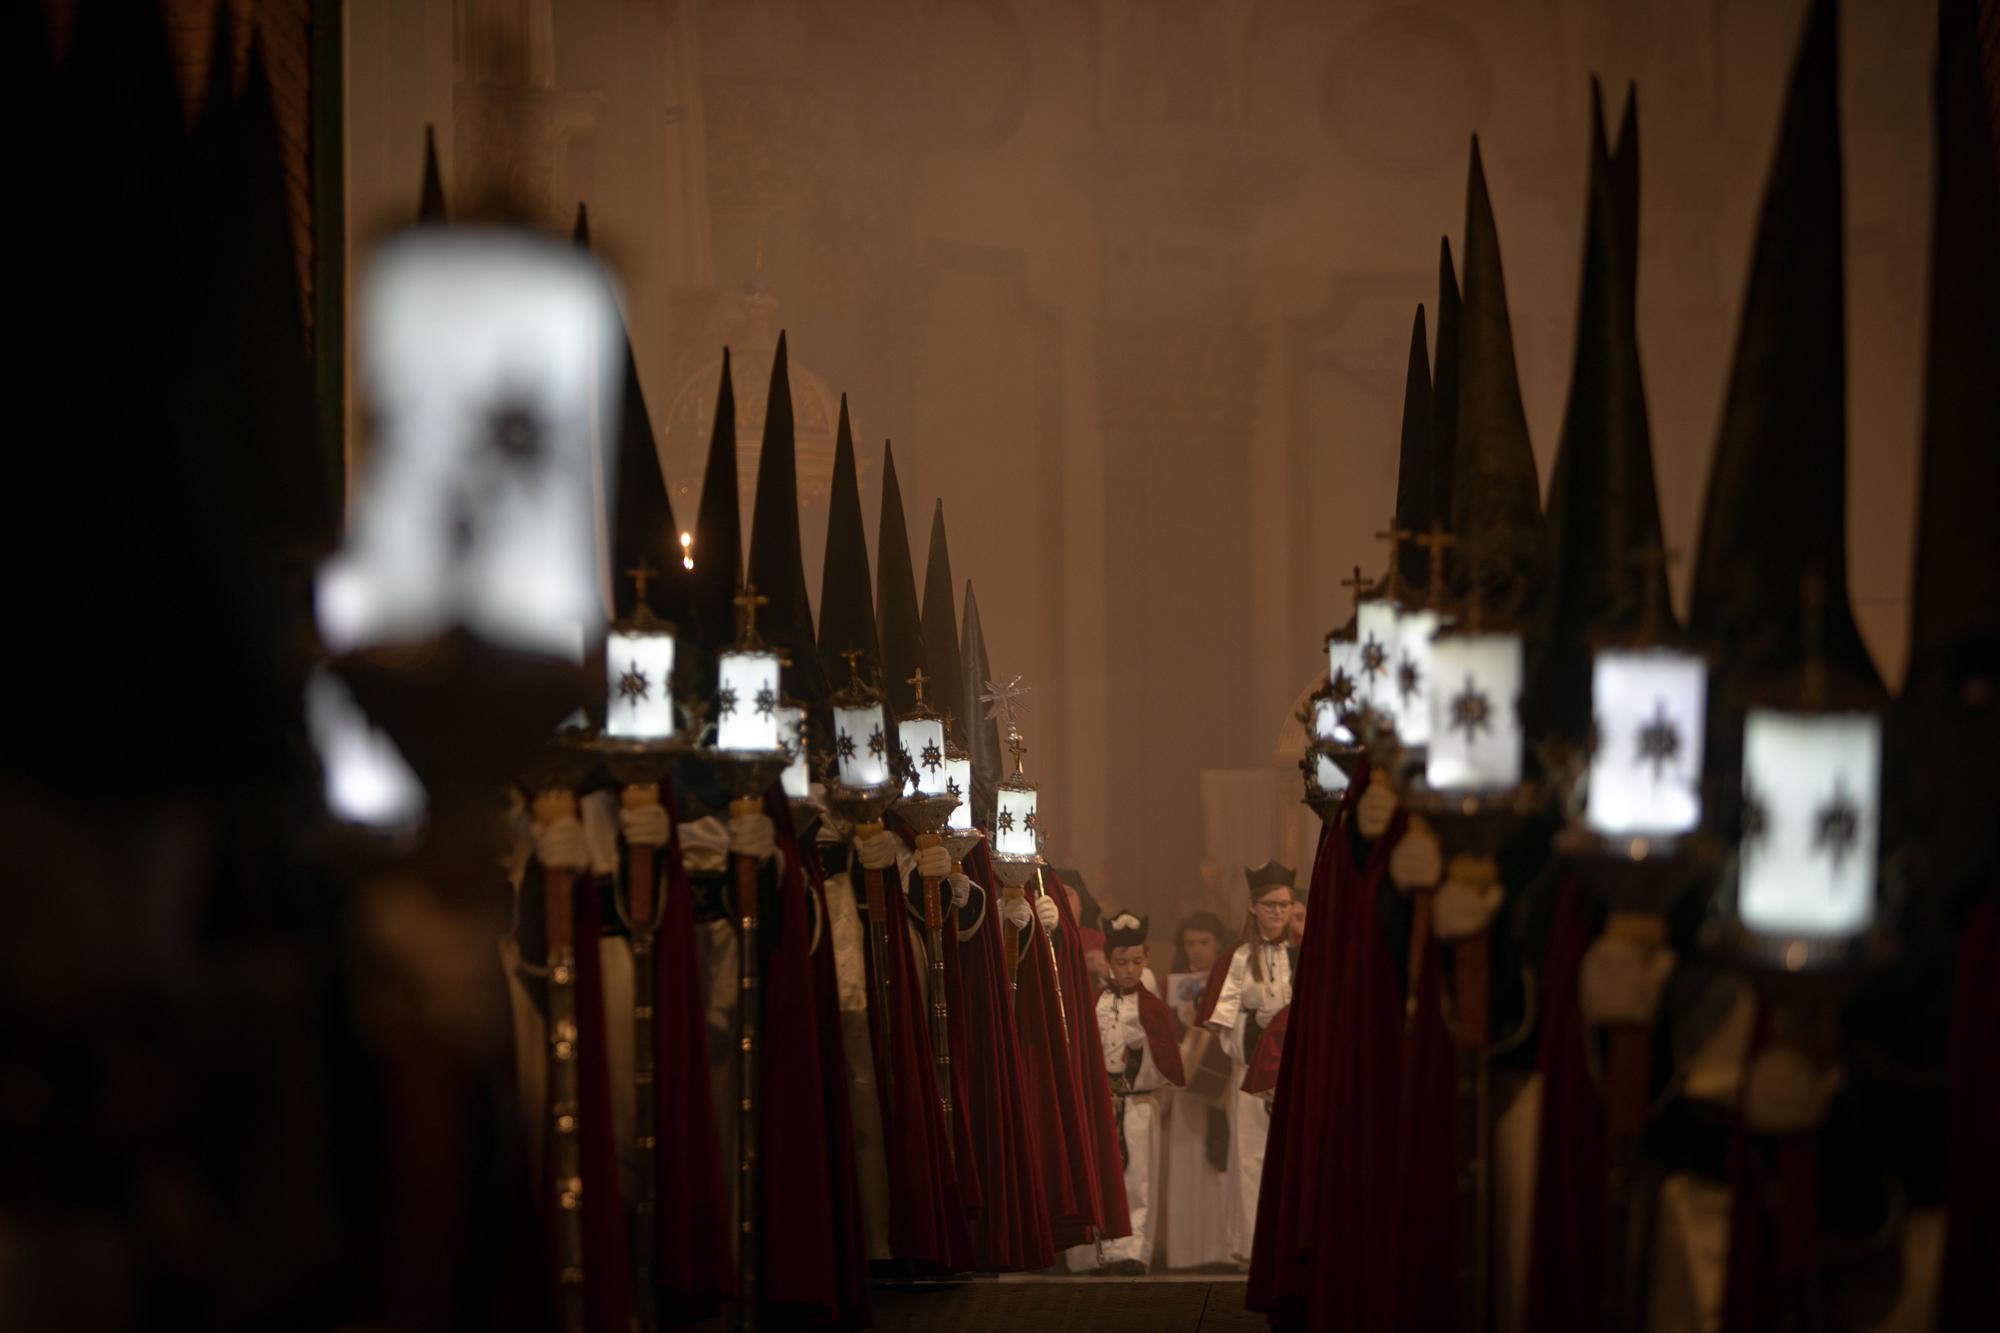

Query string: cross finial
[1373,519,1414,600]
[1415,523,1457,609]
[732,582,769,646]
[840,648,866,684]
[1340,565,1373,617]
[907,667,930,709]
[1006,728,1027,776]
[625,558,659,604]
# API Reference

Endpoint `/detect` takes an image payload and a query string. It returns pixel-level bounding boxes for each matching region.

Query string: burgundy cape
[1381,828,1462,1333]
[1522,877,1609,1333]
[753,792,841,1322]
[652,811,734,1322]
[958,841,1056,1271]
[1241,1006,1287,1097]
[1940,890,2000,1329]
[856,854,974,1269]
[796,840,874,1330]
[1017,866,1132,1247]
[1131,982,1189,1086]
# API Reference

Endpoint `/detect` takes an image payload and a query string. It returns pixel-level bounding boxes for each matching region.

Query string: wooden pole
[1448,852,1498,1333]
[620,784,663,1331]
[1602,911,1666,1332]
[855,821,896,1105]
[916,831,955,1156]
[532,789,586,1333]
[730,795,763,1332]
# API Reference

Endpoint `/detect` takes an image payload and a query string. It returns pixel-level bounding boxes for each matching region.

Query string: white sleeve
[1096,992,1122,1076]
[1207,947,1250,1060]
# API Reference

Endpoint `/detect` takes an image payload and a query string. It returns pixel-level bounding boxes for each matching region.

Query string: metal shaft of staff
[533,790,587,1333]
[731,798,763,1333]
[917,834,955,1154]
[1030,866,1069,1048]
[620,786,665,1332]
[856,824,897,1106]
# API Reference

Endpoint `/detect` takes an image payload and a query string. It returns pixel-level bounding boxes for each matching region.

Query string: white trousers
[1228,1088,1269,1265]
[1100,1094,1164,1266]
[1161,1089,1236,1269]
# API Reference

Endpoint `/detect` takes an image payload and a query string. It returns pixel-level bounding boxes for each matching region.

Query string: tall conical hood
[1611,83,1641,314]
[817,396,882,691]
[960,580,1003,829]
[1689,0,1882,716]
[418,125,447,223]
[571,201,590,248]
[689,348,743,680]
[1391,304,1436,593]
[920,502,969,743]
[1526,81,1672,748]
[748,332,830,718]
[1433,238,1462,546]
[875,442,926,716]
[1450,138,1543,615]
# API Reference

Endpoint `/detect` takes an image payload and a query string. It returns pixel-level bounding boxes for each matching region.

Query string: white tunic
[1204,936,1293,1264]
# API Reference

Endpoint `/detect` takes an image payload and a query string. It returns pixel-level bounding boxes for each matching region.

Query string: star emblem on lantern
[1812,780,1862,874]
[997,809,1016,834]
[753,685,777,720]
[1740,787,1769,848]
[616,662,650,704]
[920,740,943,774]
[1397,655,1423,708]
[1448,675,1492,742]
[715,686,739,719]
[836,731,857,762]
[1361,635,1389,681]
[485,398,544,465]
[867,726,886,759]
[947,774,963,801]
[1023,810,1038,834]
[1330,667,1357,708]
[1636,701,1682,782]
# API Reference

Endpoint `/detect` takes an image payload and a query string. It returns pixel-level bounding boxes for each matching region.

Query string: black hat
[748,333,831,721]
[418,124,447,223]
[1104,911,1150,951]
[1433,237,1462,541]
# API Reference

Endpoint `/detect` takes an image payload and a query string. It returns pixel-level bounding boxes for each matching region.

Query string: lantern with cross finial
[1584,548,1708,840]
[897,668,951,799]
[715,582,783,755]
[1393,522,1458,751]
[1355,528,1408,727]
[943,725,976,835]
[1425,581,1527,794]
[1731,577,1882,969]
[829,649,894,792]
[981,676,1043,868]
[604,558,680,742]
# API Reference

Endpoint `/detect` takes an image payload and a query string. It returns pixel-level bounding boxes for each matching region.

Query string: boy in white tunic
[1203,860,1297,1267]
[1090,912,1186,1275]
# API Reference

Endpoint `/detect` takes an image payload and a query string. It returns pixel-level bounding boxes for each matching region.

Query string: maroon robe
[1130,981,1188,1086]
[958,841,1056,1271]
[1017,866,1132,1247]
[556,868,635,1333]
[1522,877,1608,1333]
[653,811,733,1322]
[1940,891,2000,1329]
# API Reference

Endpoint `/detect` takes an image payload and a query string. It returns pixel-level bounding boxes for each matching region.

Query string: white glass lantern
[317,230,622,659]
[1586,647,1706,838]
[604,623,677,741]
[306,667,426,831]
[944,755,974,830]
[833,700,892,789]
[1312,694,1354,747]
[1426,631,1525,792]
[1738,707,1880,944]
[1313,747,1350,797]
[1392,607,1443,746]
[716,648,782,753]
[995,783,1039,859]
[1355,599,1401,717]
[776,704,811,798]
[899,715,949,796]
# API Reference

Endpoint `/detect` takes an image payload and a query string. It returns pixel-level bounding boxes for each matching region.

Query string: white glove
[678,816,730,874]
[618,801,672,849]
[1578,936,1676,1027]
[1241,980,1278,1016]
[1742,1045,1843,1136]
[1117,1014,1147,1050]
[854,830,901,872]
[728,810,777,864]
[1356,778,1398,839]
[1001,895,1034,932]
[1389,824,1443,892]
[533,816,588,872]
[915,844,952,881]
[1034,894,1060,934]
[946,872,973,911]
[1432,876,1503,942]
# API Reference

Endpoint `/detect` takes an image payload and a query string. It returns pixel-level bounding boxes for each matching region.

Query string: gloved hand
[619,801,672,848]
[1742,1045,1843,1136]
[1432,871,1503,942]
[854,829,901,872]
[728,810,777,864]
[1389,823,1443,892]
[945,872,974,911]
[533,815,588,872]
[678,816,730,874]
[1117,1013,1147,1050]
[1356,776,1398,839]
[1578,935,1676,1026]
[915,844,952,881]
[1034,894,1060,935]
[1001,895,1034,932]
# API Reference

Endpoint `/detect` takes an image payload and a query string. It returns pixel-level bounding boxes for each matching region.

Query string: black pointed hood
[418,124,447,223]
[748,332,831,719]
[1526,80,1672,748]
[1391,304,1436,593]
[875,442,926,716]
[921,502,968,742]
[571,201,590,248]
[689,349,743,680]
[961,580,1003,829]
[1450,138,1542,615]
[1689,0,1882,722]
[1611,83,1641,313]
[817,396,881,692]
[1433,238,1462,547]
